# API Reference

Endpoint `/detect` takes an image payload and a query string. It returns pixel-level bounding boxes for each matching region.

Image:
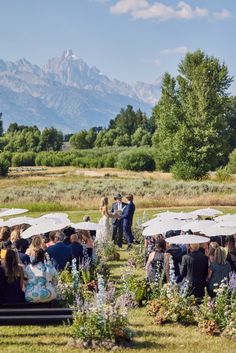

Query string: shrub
[12,152,36,167]
[227,149,236,174]
[0,154,10,176]
[215,167,232,182]
[116,148,155,171]
[171,161,208,180]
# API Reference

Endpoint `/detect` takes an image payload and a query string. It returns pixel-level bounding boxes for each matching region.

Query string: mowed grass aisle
[0,250,236,353]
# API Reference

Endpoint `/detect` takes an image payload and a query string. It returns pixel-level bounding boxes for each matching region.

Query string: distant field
[1,167,236,214]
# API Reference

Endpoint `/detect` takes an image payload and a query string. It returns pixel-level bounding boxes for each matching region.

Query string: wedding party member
[146,239,166,283]
[119,194,135,250]
[207,247,231,297]
[111,194,127,248]
[96,197,117,243]
[24,249,57,303]
[179,243,208,299]
[47,231,71,271]
[1,249,25,304]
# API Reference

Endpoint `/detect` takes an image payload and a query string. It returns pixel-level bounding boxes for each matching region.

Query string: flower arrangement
[196,280,236,336]
[147,284,196,325]
[71,275,133,349]
[120,266,147,306]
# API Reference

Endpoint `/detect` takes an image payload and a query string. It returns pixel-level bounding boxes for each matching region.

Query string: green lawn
[0,250,235,353]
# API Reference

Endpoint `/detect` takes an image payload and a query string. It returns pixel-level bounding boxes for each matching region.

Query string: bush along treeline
[0,147,156,173]
[1,50,236,179]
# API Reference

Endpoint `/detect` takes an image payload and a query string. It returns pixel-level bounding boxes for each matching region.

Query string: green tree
[70,130,90,149]
[0,113,3,137]
[152,73,181,171]
[131,127,152,147]
[173,50,232,179]
[108,105,148,135]
[40,127,63,151]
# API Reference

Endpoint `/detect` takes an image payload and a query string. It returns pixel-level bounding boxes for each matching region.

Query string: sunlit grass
[0,250,235,353]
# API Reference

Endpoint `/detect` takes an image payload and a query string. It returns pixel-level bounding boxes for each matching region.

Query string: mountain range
[0,50,161,133]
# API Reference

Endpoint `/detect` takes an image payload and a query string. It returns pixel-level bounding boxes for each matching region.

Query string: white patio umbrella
[157,212,197,220]
[72,221,103,231]
[181,220,215,233]
[3,216,38,227]
[0,208,28,217]
[142,219,183,237]
[21,219,71,239]
[142,217,162,227]
[203,224,236,237]
[166,233,210,244]
[39,213,69,221]
[215,214,236,223]
[190,208,223,217]
[0,219,4,226]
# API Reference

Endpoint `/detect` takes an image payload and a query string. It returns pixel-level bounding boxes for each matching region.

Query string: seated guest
[146,239,166,283]
[179,243,208,299]
[24,249,57,303]
[0,226,11,262]
[78,230,94,258]
[83,215,96,239]
[208,242,219,264]
[207,247,231,297]
[69,234,84,266]
[26,235,44,260]
[15,239,31,266]
[0,266,6,304]
[10,229,21,245]
[47,231,72,270]
[63,227,75,245]
[1,249,25,303]
[165,240,182,280]
[225,236,236,272]
[46,232,56,248]
[13,225,29,254]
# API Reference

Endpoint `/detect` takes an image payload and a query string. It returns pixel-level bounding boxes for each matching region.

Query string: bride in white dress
[96,196,117,243]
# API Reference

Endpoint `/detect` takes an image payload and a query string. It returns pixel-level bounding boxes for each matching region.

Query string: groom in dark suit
[111,194,127,248]
[119,194,135,249]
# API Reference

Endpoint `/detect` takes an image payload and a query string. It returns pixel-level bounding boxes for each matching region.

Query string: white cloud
[153,58,161,65]
[110,0,148,14]
[110,1,209,21]
[213,9,231,20]
[160,46,188,55]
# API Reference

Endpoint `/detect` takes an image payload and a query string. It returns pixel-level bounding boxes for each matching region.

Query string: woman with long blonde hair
[26,235,44,259]
[96,196,117,243]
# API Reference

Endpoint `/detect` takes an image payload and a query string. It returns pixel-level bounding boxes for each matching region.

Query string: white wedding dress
[96,210,111,243]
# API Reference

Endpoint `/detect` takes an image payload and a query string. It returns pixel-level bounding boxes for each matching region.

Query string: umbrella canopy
[39,213,69,223]
[142,217,161,227]
[0,208,28,217]
[166,233,210,244]
[181,220,215,233]
[154,211,197,220]
[190,208,223,217]
[21,219,71,239]
[3,216,38,227]
[215,214,236,223]
[203,224,236,237]
[142,219,183,237]
[72,221,103,231]
[0,219,4,227]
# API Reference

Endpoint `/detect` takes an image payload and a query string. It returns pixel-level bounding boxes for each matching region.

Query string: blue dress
[24,262,58,303]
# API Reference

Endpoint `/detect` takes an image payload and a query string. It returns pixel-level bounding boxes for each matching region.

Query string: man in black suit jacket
[119,194,135,249]
[179,243,208,299]
[111,194,127,248]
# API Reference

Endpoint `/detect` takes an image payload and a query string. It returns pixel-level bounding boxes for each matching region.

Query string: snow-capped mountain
[0,50,161,132]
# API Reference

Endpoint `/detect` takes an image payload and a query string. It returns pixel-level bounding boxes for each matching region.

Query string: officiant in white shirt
[110,194,127,248]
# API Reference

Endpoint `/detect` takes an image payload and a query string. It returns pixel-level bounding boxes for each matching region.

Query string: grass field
[0,250,235,353]
[1,167,236,212]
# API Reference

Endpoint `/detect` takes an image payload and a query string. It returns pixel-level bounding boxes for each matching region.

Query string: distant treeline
[1,50,236,179]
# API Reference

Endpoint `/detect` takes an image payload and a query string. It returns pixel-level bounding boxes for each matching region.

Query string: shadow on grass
[0,341,66,347]
[130,340,166,350]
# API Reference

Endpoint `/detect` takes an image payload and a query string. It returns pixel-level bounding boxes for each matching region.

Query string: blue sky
[0,0,235,93]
